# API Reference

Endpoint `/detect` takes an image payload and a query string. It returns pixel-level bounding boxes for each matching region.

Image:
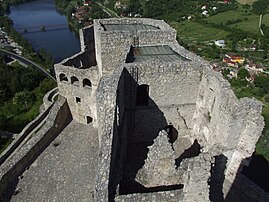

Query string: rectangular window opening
[76,97,81,103]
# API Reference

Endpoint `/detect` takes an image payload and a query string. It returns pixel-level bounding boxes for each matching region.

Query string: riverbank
[0,2,57,153]
[54,0,109,32]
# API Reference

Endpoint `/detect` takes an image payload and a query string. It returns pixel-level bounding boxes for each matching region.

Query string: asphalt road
[0,48,56,81]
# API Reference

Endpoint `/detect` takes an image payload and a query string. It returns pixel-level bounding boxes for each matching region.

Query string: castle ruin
[0,18,267,202]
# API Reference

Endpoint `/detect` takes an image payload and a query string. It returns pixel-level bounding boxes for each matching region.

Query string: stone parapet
[0,97,72,199]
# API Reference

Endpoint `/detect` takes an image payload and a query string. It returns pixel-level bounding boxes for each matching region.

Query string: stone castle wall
[181,153,212,202]
[95,65,126,201]
[92,18,264,201]
[94,18,177,76]
[55,64,99,125]
[54,25,99,126]
[0,97,72,200]
[124,60,201,143]
[1,18,266,202]
[192,67,264,192]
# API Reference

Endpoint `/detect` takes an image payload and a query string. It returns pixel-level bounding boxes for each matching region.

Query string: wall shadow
[242,154,269,193]
[224,153,269,202]
[108,67,183,200]
[164,125,178,144]
[208,154,227,202]
[120,69,169,195]
[175,139,201,167]
[119,181,183,195]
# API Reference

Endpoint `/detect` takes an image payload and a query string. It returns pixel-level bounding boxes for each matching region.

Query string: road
[0,49,56,81]
[259,14,264,36]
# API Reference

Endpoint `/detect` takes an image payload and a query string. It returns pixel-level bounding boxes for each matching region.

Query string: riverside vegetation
[0,2,56,152]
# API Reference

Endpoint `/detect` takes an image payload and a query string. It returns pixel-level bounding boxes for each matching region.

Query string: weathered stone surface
[0,18,265,202]
[11,121,98,202]
[136,130,180,187]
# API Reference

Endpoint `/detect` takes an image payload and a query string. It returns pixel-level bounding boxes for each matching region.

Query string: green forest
[0,1,56,152]
[0,56,55,133]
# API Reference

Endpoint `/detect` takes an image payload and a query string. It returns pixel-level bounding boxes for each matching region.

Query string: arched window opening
[71,76,79,86]
[83,78,92,88]
[59,73,68,82]
[86,116,93,124]
[136,84,149,106]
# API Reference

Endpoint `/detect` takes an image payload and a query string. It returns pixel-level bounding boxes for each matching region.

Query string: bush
[265,94,269,103]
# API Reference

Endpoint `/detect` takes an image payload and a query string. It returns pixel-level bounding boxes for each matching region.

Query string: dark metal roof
[126,46,190,63]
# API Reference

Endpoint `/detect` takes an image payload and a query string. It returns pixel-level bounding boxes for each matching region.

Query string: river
[8,0,80,63]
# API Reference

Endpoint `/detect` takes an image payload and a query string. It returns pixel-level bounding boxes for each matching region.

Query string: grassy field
[170,21,230,43]
[206,10,247,24]
[236,0,258,5]
[229,14,260,35]
[206,7,260,35]
[263,13,269,26]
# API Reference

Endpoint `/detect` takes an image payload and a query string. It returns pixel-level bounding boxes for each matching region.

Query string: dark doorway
[86,116,93,124]
[136,84,149,106]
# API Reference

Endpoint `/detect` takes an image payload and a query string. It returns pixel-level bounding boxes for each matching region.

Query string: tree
[237,68,250,80]
[252,0,269,15]
[254,75,269,93]
[0,89,6,106]
[264,94,269,102]
[12,91,35,111]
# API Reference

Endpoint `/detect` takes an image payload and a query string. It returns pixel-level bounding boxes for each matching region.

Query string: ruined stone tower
[53,18,266,201]
[0,18,267,202]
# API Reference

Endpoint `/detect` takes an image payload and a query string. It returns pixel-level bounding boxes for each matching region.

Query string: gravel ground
[11,121,98,202]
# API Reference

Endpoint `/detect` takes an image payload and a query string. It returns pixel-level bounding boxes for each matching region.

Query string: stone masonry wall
[180,153,212,202]
[55,64,99,125]
[54,24,99,126]
[124,60,201,140]
[99,31,131,74]
[0,97,72,199]
[94,18,177,76]
[191,67,264,193]
[95,65,125,201]
[97,18,175,32]
[138,30,176,46]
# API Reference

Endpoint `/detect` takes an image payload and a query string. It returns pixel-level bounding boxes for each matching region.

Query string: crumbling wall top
[95,18,175,32]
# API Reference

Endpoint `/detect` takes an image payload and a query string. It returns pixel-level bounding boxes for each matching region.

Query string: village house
[201,5,207,10]
[223,57,238,67]
[202,10,209,16]
[215,39,225,48]
[83,1,91,6]
[225,53,245,63]
[245,63,264,73]
[74,6,88,22]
